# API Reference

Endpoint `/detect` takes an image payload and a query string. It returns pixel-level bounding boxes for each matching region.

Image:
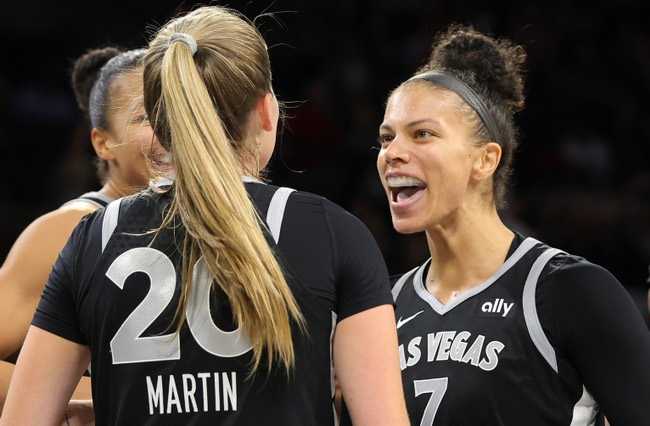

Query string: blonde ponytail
[144,6,303,375]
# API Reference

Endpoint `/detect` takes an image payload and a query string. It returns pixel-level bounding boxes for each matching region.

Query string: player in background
[0,6,408,426]
[0,46,164,412]
[376,24,650,425]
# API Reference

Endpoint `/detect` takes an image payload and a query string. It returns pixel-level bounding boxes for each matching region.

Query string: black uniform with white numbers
[393,233,650,426]
[32,180,393,426]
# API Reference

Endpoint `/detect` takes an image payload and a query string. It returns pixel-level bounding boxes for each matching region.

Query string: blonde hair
[143,6,303,374]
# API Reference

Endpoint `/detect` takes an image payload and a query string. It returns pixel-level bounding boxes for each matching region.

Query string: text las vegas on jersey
[399,330,505,372]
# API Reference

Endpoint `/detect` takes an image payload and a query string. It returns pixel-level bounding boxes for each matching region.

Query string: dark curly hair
[70,46,123,124]
[405,24,527,209]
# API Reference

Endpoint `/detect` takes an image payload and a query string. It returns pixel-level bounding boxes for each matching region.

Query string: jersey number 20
[106,247,253,364]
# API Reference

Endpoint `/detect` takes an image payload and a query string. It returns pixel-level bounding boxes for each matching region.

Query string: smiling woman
[377,24,650,426]
[378,84,483,234]
[0,47,161,411]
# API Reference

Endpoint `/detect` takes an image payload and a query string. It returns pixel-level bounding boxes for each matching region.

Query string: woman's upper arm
[550,262,650,425]
[333,304,409,426]
[0,207,93,358]
[324,202,408,424]
[0,326,90,425]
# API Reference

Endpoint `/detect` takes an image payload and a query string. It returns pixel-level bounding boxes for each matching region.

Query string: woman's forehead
[384,84,462,123]
[110,72,144,111]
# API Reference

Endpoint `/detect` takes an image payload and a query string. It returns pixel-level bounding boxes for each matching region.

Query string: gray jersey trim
[61,191,113,209]
[522,247,564,373]
[102,178,289,248]
[102,199,123,252]
[241,175,261,183]
[266,187,295,243]
[330,311,338,425]
[414,237,541,315]
[570,386,598,426]
[154,176,175,187]
[392,266,419,302]
[155,174,260,186]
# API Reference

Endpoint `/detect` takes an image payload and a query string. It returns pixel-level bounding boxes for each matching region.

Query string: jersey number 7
[414,377,448,426]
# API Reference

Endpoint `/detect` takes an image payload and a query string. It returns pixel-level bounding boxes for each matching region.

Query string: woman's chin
[391,217,424,235]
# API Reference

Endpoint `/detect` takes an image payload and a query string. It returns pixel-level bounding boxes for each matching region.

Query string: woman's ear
[258,92,279,132]
[471,142,502,181]
[91,128,116,161]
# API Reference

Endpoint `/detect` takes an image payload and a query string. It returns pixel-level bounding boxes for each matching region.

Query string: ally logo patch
[476,297,517,318]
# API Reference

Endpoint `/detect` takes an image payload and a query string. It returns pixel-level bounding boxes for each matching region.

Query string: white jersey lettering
[401,331,504,372]
[145,371,239,415]
[481,298,514,317]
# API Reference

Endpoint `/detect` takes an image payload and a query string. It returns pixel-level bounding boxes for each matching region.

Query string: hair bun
[70,47,123,116]
[424,24,526,112]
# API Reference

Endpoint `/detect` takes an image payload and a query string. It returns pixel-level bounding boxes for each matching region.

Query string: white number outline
[107,248,180,364]
[187,256,252,357]
[107,247,253,364]
[414,377,448,426]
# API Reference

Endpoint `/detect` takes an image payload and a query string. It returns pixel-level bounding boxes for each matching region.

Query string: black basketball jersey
[392,234,650,426]
[33,178,393,425]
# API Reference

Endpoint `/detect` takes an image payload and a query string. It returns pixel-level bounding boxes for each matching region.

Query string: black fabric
[33,182,392,425]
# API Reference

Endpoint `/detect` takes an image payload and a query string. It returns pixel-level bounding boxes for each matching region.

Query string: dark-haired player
[377,25,650,425]
[0,47,162,407]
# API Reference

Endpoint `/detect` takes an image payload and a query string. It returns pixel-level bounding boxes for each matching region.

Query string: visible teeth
[386,176,426,188]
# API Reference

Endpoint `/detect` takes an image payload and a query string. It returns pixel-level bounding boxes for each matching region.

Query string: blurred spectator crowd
[1,0,648,324]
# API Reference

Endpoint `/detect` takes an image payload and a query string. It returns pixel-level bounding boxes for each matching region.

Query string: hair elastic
[169,33,198,56]
[409,70,500,145]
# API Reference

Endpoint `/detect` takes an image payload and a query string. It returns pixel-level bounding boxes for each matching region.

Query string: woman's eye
[415,130,433,138]
[377,134,394,147]
[133,115,149,125]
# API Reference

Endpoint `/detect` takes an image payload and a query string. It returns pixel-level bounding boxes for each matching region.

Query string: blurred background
[0,0,648,325]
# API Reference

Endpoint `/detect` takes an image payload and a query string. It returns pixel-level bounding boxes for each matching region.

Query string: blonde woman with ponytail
[1,6,408,426]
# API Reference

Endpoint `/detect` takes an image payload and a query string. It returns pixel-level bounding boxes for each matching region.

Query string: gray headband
[88,49,147,130]
[408,70,500,145]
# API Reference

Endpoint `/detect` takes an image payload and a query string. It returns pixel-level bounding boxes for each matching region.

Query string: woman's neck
[424,207,514,304]
[98,179,140,200]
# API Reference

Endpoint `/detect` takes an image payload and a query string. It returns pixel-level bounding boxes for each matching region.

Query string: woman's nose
[383,138,410,165]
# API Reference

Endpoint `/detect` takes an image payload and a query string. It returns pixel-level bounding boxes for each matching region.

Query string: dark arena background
[0,0,648,326]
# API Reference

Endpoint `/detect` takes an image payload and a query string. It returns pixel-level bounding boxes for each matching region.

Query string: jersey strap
[100,184,294,251]
[522,247,565,373]
[101,199,123,252]
[154,176,175,187]
[266,187,295,243]
[392,266,419,302]
[61,191,113,209]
